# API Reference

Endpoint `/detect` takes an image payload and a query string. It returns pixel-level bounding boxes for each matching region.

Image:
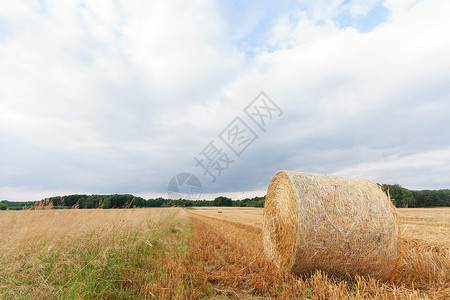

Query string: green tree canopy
[213,196,233,207]
[381,184,416,207]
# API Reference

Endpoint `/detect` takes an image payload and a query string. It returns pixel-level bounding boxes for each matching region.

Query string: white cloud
[335,147,450,189]
[218,0,450,186]
[121,0,244,101]
[383,0,421,13]
[1,0,450,201]
[347,0,382,15]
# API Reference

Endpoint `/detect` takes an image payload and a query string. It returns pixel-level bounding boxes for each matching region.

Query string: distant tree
[191,200,213,207]
[412,189,450,207]
[85,196,95,209]
[62,194,87,207]
[103,197,112,209]
[0,203,7,210]
[133,197,145,207]
[49,196,62,206]
[381,184,416,207]
[213,196,233,207]
[147,198,165,207]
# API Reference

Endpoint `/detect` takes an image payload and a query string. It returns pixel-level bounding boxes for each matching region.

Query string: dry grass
[395,208,450,293]
[190,207,449,299]
[0,207,190,299]
[187,207,264,228]
[398,208,450,248]
[0,206,448,299]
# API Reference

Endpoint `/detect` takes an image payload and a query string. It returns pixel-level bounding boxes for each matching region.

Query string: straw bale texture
[263,171,399,280]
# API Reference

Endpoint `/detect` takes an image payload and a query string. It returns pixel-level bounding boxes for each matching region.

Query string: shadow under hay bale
[263,171,399,280]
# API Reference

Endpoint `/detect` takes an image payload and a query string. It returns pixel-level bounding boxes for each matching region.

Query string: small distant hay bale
[218,209,223,213]
[263,171,399,280]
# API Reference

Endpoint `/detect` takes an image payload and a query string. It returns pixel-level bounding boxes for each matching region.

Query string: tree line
[1,184,448,210]
[0,195,265,210]
[380,184,450,207]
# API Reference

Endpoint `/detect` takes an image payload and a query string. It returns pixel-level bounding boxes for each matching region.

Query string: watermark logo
[167,92,283,199]
[167,173,202,200]
[194,92,283,183]
[219,117,258,157]
[245,92,283,131]
[194,141,235,183]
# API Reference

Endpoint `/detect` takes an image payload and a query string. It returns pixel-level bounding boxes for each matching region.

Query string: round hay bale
[263,171,399,280]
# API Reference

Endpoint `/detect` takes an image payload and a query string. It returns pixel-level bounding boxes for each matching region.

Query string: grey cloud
[1,0,450,201]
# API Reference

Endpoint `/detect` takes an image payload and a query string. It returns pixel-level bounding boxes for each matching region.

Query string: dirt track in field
[186,207,450,299]
[188,207,264,228]
[190,207,450,246]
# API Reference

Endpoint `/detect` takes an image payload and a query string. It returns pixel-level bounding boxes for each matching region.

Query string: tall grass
[1,207,448,299]
[0,208,189,299]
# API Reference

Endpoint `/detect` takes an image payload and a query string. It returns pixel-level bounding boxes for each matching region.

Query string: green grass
[0,209,191,299]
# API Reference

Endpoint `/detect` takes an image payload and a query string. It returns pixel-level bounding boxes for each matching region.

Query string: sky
[1,0,450,201]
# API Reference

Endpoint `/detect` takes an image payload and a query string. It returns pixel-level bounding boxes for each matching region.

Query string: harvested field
[0,207,448,299]
[189,207,450,299]
[397,208,450,248]
[190,207,450,242]
[188,207,264,228]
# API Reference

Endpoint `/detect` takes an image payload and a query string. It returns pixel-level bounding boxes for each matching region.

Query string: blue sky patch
[335,2,390,32]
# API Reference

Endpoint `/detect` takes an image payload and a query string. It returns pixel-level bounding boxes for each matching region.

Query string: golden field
[0,207,448,299]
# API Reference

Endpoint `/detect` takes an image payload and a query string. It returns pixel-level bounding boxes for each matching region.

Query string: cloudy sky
[1,0,449,201]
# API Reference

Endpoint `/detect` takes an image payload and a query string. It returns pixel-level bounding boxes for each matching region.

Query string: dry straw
[263,171,399,280]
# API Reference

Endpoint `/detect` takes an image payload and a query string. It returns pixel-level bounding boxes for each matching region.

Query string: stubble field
[0,207,448,299]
